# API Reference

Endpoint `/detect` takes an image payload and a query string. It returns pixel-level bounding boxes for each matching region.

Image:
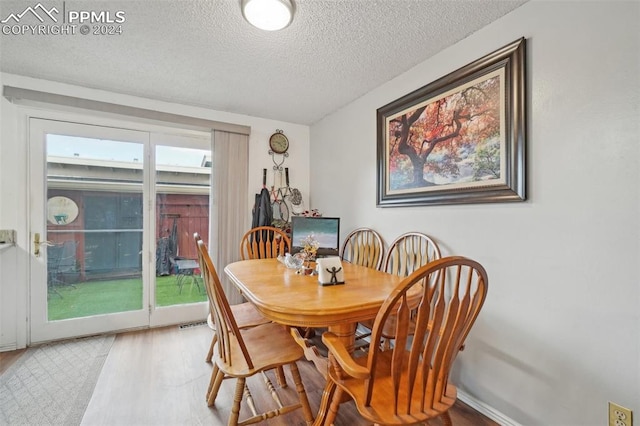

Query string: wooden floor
[0,347,26,375]
[1,325,498,426]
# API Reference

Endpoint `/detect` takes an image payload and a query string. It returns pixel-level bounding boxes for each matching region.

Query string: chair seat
[231,302,270,328]
[216,323,304,377]
[328,350,457,425]
[206,302,270,363]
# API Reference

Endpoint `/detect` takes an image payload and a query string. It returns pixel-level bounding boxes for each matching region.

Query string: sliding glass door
[150,134,211,327]
[29,118,210,342]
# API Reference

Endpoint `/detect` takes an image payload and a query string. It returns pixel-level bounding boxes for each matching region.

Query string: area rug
[0,334,115,425]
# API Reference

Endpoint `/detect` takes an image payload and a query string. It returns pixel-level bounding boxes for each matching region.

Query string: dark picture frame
[377,38,526,207]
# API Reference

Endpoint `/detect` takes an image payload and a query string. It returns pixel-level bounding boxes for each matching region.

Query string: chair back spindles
[383,232,441,277]
[240,226,290,260]
[362,257,488,419]
[340,228,384,270]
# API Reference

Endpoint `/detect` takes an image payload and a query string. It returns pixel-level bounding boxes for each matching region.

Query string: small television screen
[290,216,340,257]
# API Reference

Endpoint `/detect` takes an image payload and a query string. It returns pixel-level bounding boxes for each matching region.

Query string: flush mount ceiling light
[242,0,293,31]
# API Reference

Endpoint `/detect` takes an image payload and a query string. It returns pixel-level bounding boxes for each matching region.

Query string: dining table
[224,257,405,425]
[224,258,404,374]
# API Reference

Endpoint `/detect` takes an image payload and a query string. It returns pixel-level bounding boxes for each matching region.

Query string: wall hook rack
[268,150,289,171]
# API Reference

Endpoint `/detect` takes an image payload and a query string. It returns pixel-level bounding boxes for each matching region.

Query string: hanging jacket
[251,187,273,228]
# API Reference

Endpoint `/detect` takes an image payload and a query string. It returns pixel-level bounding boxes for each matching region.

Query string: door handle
[34,232,53,257]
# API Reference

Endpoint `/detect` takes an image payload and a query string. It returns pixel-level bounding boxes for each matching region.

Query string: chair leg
[275,366,288,388]
[324,384,343,426]
[289,362,314,425]
[207,365,225,407]
[314,378,337,426]
[229,377,246,426]
[207,363,218,399]
[206,334,216,363]
[243,382,258,418]
[440,411,453,426]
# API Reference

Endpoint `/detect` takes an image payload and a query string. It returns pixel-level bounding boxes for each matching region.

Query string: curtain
[211,130,249,305]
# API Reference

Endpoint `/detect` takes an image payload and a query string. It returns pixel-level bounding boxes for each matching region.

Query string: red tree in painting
[389,76,501,189]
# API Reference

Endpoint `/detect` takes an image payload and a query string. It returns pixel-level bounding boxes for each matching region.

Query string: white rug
[0,335,115,425]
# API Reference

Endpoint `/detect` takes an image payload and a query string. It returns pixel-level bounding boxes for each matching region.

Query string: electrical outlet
[609,402,633,426]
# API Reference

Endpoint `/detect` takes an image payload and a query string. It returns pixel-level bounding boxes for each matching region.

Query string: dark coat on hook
[252,187,273,228]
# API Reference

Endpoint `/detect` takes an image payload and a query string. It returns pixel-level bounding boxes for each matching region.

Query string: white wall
[310,1,639,425]
[0,74,310,350]
[0,72,27,351]
[0,70,5,347]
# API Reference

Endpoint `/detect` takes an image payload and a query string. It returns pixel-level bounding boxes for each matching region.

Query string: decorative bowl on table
[283,253,304,270]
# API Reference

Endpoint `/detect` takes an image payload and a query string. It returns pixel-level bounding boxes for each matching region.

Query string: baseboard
[0,343,18,352]
[457,390,522,426]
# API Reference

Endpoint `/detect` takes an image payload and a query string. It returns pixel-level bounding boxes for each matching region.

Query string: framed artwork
[377,38,526,207]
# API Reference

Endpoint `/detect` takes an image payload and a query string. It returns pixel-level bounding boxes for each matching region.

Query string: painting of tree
[387,72,502,192]
[377,37,526,207]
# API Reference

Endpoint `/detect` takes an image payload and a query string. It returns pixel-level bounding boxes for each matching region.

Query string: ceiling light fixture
[242,0,293,31]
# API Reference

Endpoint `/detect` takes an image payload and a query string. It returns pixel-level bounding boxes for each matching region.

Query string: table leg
[326,323,356,354]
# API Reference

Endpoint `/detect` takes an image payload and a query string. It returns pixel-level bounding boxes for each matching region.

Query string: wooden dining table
[224,258,405,424]
[224,258,404,376]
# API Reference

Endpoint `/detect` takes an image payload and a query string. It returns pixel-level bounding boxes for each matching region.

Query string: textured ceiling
[0,0,528,124]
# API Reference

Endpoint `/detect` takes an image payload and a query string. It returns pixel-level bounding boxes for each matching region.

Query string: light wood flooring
[1,325,498,426]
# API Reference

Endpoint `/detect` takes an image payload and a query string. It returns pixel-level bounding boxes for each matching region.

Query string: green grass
[156,274,207,306]
[48,275,207,321]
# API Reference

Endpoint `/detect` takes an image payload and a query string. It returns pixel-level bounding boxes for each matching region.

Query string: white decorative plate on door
[47,196,79,225]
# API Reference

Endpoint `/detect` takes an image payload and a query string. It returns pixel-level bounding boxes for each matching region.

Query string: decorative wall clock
[269,129,289,154]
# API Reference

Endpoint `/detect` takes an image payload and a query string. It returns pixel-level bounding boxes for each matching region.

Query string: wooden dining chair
[239,226,315,339]
[340,227,384,348]
[194,233,270,364]
[240,226,290,260]
[383,231,441,277]
[196,239,314,426]
[339,227,384,271]
[321,256,488,426]
[360,232,442,348]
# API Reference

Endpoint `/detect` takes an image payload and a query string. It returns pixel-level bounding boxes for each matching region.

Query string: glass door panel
[148,134,211,328]
[154,145,210,307]
[46,136,145,319]
[30,119,150,343]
